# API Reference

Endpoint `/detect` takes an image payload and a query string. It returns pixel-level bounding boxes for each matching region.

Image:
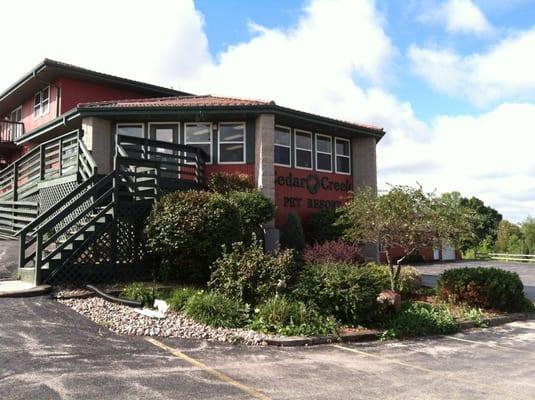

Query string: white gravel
[58,296,270,345]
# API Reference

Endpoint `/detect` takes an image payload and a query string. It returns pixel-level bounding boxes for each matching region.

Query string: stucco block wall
[351,136,377,192]
[81,117,113,173]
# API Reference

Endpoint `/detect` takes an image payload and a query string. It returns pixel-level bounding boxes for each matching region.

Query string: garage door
[442,245,456,260]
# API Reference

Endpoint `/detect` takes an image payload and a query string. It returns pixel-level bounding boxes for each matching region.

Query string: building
[0,59,383,285]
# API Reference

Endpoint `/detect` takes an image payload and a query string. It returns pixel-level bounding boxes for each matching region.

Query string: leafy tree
[458,195,502,252]
[521,217,535,254]
[281,212,305,251]
[339,185,475,291]
[495,220,522,253]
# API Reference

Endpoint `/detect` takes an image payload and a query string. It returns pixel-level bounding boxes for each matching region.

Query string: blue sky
[1,0,535,222]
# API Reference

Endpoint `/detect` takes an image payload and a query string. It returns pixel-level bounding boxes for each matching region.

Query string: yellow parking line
[145,337,271,400]
[332,344,532,399]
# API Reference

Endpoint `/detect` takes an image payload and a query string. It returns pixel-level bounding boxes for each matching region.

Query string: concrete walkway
[415,260,535,301]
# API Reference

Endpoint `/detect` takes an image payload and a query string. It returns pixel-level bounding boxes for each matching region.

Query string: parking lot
[1,296,534,400]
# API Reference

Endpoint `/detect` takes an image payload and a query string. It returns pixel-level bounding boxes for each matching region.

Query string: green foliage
[308,208,346,243]
[121,283,155,306]
[250,296,338,336]
[167,288,201,312]
[227,190,275,239]
[437,267,531,312]
[521,217,535,254]
[458,195,502,252]
[207,172,254,194]
[184,291,249,328]
[293,263,390,325]
[281,211,305,251]
[209,239,296,306]
[398,266,422,296]
[495,220,522,253]
[381,302,458,340]
[145,190,242,282]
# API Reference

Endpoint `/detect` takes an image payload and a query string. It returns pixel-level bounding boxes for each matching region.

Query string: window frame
[294,129,313,170]
[217,122,246,165]
[184,122,213,165]
[315,133,333,173]
[10,106,22,122]
[335,137,351,175]
[274,125,292,167]
[116,123,145,139]
[33,86,50,119]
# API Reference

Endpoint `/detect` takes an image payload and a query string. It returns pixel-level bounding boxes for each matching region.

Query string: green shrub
[303,240,363,265]
[167,288,200,312]
[145,190,242,282]
[398,266,422,296]
[250,296,338,336]
[121,283,155,306]
[227,190,275,240]
[437,267,530,312]
[208,172,254,194]
[184,291,249,328]
[281,211,305,251]
[209,239,296,306]
[293,263,390,324]
[381,302,458,339]
[308,208,346,243]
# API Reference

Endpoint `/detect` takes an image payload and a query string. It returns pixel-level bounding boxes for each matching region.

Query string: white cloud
[378,102,535,223]
[419,0,493,35]
[409,27,535,106]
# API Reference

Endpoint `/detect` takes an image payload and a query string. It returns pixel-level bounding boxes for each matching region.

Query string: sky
[1,0,535,222]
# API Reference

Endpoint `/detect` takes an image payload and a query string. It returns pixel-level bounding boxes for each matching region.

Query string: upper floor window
[294,129,312,169]
[117,123,144,138]
[9,106,23,139]
[218,122,245,164]
[185,122,212,163]
[34,87,50,118]
[335,138,351,174]
[315,134,332,172]
[274,125,291,166]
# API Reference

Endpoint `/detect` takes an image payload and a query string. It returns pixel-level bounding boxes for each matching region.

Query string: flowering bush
[302,240,363,265]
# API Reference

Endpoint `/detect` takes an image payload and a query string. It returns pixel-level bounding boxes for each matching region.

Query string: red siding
[204,164,255,182]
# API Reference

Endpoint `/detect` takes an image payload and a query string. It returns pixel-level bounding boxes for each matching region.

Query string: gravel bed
[58,296,270,345]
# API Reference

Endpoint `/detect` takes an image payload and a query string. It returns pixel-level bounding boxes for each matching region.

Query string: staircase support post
[34,233,42,285]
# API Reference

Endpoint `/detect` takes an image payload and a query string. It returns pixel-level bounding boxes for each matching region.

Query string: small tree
[339,185,474,291]
[281,212,305,251]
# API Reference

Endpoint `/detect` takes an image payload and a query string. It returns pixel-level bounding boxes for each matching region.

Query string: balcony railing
[0,120,24,142]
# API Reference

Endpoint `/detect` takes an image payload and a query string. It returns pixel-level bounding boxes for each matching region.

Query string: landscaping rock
[377,289,402,313]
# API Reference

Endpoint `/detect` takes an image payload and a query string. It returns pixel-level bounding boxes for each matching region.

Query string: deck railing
[0,120,24,142]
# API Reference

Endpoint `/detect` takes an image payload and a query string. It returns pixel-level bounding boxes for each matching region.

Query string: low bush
[303,240,363,265]
[167,288,201,312]
[184,291,249,328]
[398,266,422,296]
[209,239,296,306]
[293,263,390,325]
[250,296,338,336]
[208,172,254,194]
[121,283,155,307]
[280,212,305,251]
[381,302,458,339]
[437,267,531,312]
[227,190,275,240]
[145,190,242,282]
[308,208,346,243]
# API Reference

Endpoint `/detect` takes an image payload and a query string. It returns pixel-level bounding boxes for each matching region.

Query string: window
[9,106,22,138]
[185,123,212,163]
[335,138,351,174]
[218,122,245,163]
[117,123,144,138]
[33,87,50,118]
[274,126,291,166]
[294,130,312,169]
[315,134,332,172]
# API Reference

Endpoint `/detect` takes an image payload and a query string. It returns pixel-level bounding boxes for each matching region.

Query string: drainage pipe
[85,284,142,308]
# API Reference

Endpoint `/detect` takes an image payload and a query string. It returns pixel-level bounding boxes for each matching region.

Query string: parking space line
[331,344,531,399]
[146,337,271,400]
[444,335,534,355]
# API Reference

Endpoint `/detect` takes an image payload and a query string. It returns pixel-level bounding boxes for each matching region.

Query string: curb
[0,285,52,298]
[265,313,535,347]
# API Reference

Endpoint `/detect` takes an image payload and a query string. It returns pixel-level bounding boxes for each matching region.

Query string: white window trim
[294,129,313,170]
[116,123,145,138]
[335,137,351,175]
[217,122,246,165]
[274,125,292,167]
[185,122,213,165]
[315,133,333,173]
[33,86,50,119]
[10,106,22,122]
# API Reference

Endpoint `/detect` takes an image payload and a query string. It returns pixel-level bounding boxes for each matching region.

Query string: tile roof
[77,95,384,134]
